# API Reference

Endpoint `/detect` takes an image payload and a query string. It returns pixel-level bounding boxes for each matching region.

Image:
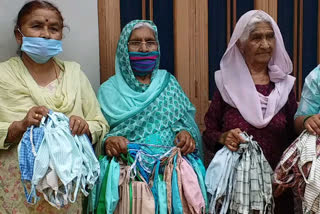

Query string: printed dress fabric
[203,83,297,214]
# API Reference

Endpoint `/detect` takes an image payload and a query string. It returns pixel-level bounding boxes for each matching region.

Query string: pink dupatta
[215,10,295,128]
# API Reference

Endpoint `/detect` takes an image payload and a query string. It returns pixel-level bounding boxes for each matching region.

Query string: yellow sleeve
[79,72,109,156]
[0,122,11,150]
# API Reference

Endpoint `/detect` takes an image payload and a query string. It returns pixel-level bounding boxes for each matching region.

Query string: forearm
[294,115,308,135]
[5,121,26,145]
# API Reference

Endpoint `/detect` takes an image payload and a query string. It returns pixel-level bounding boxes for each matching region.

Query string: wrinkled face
[15,8,63,44]
[128,26,158,52]
[238,22,275,66]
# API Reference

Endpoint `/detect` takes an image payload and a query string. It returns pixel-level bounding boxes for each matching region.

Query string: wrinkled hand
[21,106,49,129]
[175,130,196,155]
[69,115,90,136]
[220,128,245,152]
[105,136,128,157]
[304,114,320,135]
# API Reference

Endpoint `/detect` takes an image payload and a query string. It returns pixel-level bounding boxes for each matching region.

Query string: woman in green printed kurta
[0,1,108,213]
[98,20,203,158]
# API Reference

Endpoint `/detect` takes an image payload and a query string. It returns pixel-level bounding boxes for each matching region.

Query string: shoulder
[98,75,118,97]
[0,57,21,71]
[99,75,117,90]
[305,65,320,85]
[0,57,23,83]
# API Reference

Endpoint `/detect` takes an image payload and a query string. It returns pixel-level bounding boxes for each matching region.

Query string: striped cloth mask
[129,51,159,76]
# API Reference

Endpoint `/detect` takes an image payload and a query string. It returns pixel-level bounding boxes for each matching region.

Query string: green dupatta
[98,20,203,158]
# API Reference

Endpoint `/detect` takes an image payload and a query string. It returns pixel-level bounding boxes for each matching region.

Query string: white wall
[0,0,101,92]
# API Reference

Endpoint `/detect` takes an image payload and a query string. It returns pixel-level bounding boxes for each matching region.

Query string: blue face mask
[20,32,63,64]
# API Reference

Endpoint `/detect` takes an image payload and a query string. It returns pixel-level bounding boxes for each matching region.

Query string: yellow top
[0,57,109,155]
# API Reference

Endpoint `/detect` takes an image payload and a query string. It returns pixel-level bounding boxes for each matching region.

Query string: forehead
[250,22,273,34]
[129,26,156,40]
[21,8,62,26]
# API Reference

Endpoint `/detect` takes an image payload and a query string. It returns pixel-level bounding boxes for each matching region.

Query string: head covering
[116,20,161,92]
[98,20,203,158]
[98,20,168,127]
[215,10,295,128]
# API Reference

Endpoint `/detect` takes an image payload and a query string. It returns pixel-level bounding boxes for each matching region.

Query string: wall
[0,0,101,92]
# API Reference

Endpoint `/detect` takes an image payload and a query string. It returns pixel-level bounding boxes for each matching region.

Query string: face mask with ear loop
[17,28,63,64]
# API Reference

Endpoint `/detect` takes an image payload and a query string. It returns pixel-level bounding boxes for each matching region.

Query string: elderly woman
[0,1,108,213]
[98,20,202,159]
[203,10,297,213]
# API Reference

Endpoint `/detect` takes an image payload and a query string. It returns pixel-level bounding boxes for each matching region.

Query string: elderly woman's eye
[267,33,274,39]
[131,41,141,46]
[32,25,41,29]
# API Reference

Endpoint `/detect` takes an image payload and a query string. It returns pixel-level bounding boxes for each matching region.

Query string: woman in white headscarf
[203,10,297,213]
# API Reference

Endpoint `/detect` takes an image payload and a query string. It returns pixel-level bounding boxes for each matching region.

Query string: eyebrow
[29,20,43,25]
[250,31,274,36]
[29,19,62,26]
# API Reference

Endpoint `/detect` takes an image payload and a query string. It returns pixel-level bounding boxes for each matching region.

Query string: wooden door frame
[98,0,120,84]
[174,0,209,131]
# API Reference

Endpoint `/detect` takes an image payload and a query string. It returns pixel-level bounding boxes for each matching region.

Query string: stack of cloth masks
[88,133,207,214]
[205,132,274,214]
[18,111,100,209]
[273,130,320,214]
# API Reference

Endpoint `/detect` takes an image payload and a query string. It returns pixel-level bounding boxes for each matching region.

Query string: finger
[308,119,319,133]
[69,117,75,132]
[176,134,187,148]
[231,129,244,143]
[225,137,237,147]
[76,122,86,136]
[111,147,119,157]
[25,117,41,127]
[119,140,128,154]
[34,106,49,117]
[106,149,112,156]
[31,112,41,121]
[305,123,316,135]
[184,140,195,155]
[310,118,320,135]
[71,119,81,135]
[112,140,122,152]
[180,136,191,154]
[227,144,237,152]
[80,124,89,135]
[227,140,238,149]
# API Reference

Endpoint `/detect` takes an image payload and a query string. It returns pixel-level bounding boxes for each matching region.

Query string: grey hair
[238,12,272,44]
[132,22,155,32]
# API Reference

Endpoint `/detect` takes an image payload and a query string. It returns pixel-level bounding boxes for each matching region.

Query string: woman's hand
[105,136,128,157]
[5,106,49,144]
[21,106,49,129]
[219,128,245,152]
[303,114,320,135]
[175,130,196,155]
[69,115,90,136]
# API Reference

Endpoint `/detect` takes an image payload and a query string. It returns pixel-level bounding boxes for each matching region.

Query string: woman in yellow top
[0,1,108,213]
